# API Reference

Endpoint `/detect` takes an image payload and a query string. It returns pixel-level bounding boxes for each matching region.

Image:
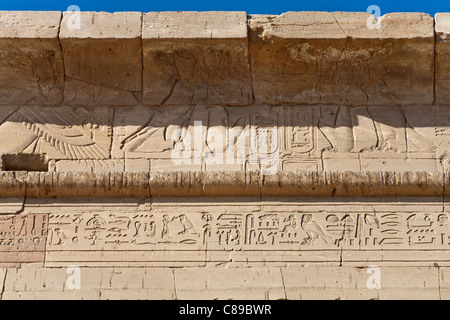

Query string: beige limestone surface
[142,12,252,106]
[0,10,450,300]
[0,12,64,105]
[436,13,450,104]
[1,265,444,300]
[60,12,142,106]
[0,104,447,175]
[0,11,447,107]
[249,12,434,106]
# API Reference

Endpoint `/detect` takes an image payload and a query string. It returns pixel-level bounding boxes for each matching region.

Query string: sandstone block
[0,106,113,162]
[249,12,434,105]
[282,267,378,300]
[376,266,440,299]
[0,214,48,265]
[125,159,150,172]
[142,12,252,106]
[282,266,439,300]
[0,11,64,105]
[436,13,450,104]
[0,268,5,297]
[0,198,25,214]
[174,268,285,300]
[60,12,142,106]
[55,160,124,173]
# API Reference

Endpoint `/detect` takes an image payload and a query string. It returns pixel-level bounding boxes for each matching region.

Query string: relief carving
[0,214,48,252]
[0,104,447,173]
[143,43,253,106]
[45,209,450,255]
[0,106,113,160]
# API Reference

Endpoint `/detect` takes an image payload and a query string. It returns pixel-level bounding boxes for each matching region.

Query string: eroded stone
[249,12,434,105]
[142,12,253,106]
[60,12,142,106]
[0,214,48,265]
[0,11,64,105]
[436,13,450,104]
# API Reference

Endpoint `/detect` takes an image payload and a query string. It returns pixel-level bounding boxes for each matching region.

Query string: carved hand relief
[0,106,113,161]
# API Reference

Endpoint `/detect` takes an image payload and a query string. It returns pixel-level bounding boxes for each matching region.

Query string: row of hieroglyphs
[0,105,449,172]
[0,197,449,267]
[45,211,450,249]
[2,199,450,263]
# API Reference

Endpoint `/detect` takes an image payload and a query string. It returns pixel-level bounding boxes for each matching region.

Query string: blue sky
[0,0,448,15]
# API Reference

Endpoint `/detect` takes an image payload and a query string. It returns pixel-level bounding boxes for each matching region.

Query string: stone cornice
[0,11,447,106]
[0,171,445,198]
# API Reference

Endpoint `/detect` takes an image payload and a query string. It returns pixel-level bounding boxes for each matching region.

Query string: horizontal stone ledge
[0,11,443,106]
[0,171,444,198]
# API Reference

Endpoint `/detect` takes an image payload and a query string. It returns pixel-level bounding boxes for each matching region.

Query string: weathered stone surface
[142,12,252,106]
[0,198,25,214]
[0,198,437,267]
[249,12,434,105]
[174,268,285,300]
[108,104,448,174]
[438,267,450,299]
[0,11,64,105]
[0,264,445,300]
[0,214,47,266]
[0,10,450,300]
[283,266,440,300]
[55,160,124,173]
[125,159,150,172]
[0,106,113,161]
[0,268,5,298]
[2,265,175,300]
[0,171,444,198]
[60,12,142,106]
[436,13,450,104]
[377,266,440,299]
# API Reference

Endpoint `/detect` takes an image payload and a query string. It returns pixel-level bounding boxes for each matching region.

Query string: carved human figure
[161,215,172,238]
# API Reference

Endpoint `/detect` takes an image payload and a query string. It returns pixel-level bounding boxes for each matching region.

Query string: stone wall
[1,10,450,300]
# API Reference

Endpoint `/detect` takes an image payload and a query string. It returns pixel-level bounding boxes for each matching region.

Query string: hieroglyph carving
[112,105,449,172]
[0,214,48,252]
[0,105,448,172]
[44,208,450,260]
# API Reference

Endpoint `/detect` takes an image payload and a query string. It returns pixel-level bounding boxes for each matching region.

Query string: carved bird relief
[301,214,333,245]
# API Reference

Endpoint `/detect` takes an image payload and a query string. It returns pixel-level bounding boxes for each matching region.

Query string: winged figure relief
[0,106,112,160]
